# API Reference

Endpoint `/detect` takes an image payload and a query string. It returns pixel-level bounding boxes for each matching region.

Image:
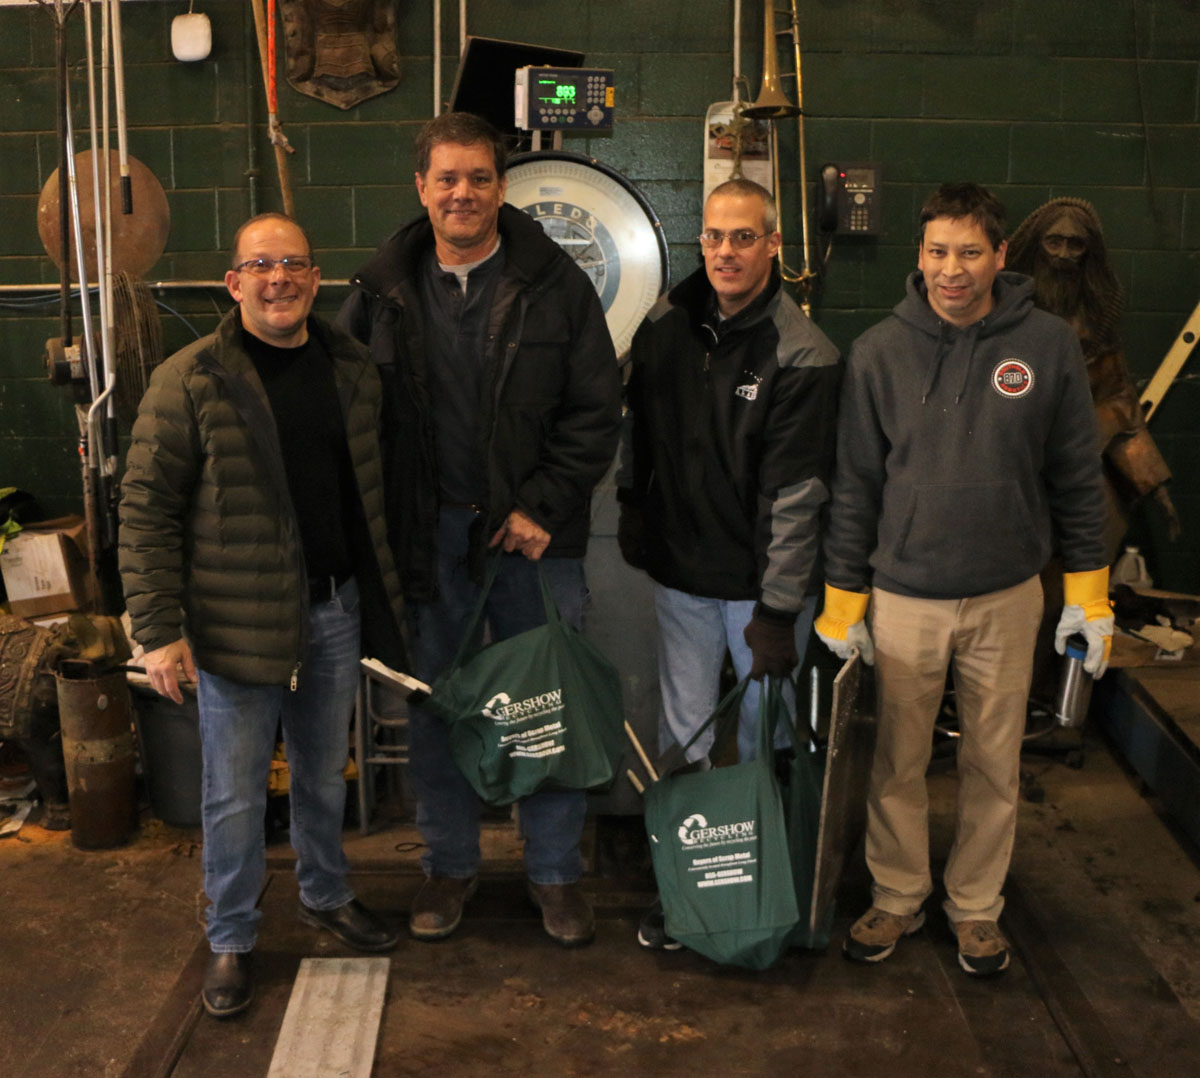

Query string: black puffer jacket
[338,204,621,600]
[119,308,405,684]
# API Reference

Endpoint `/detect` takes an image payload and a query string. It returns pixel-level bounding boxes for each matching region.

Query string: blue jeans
[406,507,588,885]
[654,584,816,763]
[197,577,362,953]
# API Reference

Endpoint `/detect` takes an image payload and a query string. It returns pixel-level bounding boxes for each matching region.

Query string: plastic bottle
[1111,545,1151,588]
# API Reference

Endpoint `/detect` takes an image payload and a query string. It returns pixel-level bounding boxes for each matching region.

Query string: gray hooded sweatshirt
[824,270,1107,600]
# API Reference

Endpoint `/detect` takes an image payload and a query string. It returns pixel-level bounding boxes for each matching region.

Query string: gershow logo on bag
[675,812,759,890]
[677,812,757,848]
[481,687,565,726]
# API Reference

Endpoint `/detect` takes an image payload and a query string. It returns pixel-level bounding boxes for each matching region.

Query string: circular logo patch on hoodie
[991,359,1034,399]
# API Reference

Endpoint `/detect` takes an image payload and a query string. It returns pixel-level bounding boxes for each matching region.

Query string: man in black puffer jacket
[121,214,406,1019]
[339,113,620,948]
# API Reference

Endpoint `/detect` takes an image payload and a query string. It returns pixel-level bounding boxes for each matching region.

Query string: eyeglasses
[697,229,769,250]
[234,256,314,276]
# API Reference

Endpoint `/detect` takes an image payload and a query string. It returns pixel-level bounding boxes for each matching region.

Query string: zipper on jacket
[290,662,302,692]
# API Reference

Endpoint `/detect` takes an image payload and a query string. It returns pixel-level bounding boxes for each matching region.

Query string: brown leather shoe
[409,875,478,940]
[527,881,595,947]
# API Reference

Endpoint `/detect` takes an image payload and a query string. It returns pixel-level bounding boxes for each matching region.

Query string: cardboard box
[0,516,93,618]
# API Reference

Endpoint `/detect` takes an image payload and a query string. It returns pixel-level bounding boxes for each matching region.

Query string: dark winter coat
[119,308,405,684]
[337,203,621,600]
[619,265,842,615]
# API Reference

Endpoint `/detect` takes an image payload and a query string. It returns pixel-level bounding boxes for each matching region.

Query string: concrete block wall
[1,0,1198,589]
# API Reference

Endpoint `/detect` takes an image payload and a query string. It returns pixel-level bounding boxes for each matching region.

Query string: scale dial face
[505,155,667,358]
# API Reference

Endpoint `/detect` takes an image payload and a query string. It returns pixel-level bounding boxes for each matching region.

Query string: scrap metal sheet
[809,653,877,935]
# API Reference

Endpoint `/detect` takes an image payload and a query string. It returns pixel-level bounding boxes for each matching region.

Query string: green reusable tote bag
[643,678,801,970]
[422,555,624,805]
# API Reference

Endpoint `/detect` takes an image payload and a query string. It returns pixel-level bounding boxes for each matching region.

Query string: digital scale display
[536,77,578,106]
[515,66,615,131]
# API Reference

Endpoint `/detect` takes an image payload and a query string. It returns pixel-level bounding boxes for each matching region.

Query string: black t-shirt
[243,325,355,583]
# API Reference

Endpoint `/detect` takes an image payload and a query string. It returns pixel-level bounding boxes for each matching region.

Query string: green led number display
[537,78,576,106]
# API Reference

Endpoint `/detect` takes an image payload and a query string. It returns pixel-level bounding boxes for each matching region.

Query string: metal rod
[432,0,441,115]
[83,0,118,482]
[64,97,101,409]
[53,0,73,346]
[109,0,132,214]
[788,0,812,286]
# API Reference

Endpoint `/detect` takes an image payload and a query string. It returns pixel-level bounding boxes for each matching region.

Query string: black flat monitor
[449,35,585,149]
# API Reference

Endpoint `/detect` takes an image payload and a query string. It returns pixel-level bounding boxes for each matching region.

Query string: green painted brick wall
[1,0,1198,590]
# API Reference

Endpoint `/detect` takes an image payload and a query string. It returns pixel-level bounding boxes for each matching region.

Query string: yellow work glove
[1055,568,1114,677]
[814,584,874,666]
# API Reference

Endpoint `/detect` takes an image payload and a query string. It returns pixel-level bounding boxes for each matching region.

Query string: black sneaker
[637,898,683,951]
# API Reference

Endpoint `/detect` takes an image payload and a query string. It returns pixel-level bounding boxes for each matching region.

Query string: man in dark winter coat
[339,112,620,948]
[618,178,841,948]
[120,214,406,1018]
[815,184,1112,976]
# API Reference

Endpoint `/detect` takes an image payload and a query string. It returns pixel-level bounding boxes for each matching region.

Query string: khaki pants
[866,577,1043,924]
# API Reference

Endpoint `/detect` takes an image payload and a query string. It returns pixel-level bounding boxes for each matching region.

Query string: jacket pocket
[891,480,1040,574]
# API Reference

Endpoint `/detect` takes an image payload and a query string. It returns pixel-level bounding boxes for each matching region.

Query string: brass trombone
[743,0,816,308]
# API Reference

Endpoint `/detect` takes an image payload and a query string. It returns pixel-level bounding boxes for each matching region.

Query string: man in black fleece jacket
[815,184,1111,976]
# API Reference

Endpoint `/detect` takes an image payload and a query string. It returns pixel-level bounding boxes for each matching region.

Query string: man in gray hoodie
[815,183,1112,976]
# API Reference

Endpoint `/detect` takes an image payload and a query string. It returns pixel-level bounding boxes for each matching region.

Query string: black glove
[617,503,647,570]
[743,611,798,680]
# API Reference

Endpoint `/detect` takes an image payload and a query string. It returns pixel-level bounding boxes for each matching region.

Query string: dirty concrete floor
[1,719,1198,1078]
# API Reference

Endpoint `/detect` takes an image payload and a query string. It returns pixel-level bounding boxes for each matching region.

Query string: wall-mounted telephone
[818,162,882,235]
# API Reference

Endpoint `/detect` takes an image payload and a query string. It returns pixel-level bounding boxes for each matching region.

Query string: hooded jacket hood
[893,270,1035,404]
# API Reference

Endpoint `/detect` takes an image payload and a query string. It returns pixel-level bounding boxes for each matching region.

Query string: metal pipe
[109,0,132,213]
[436,0,443,111]
[459,0,466,55]
[83,1,118,482]
[53,0,73,346]
[733,0,741,88]
[245,4,260,215]
[64,106,101,408]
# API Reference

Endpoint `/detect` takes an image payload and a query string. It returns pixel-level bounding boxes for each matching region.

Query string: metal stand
[352,662,411,834]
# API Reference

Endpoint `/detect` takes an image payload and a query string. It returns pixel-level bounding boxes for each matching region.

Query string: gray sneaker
[955,919,1011,976]
[843,906,925,963]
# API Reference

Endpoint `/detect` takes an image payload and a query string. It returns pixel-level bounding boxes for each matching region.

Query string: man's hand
[743,612,799,680]
[1055,568,1114,677]
[814,584,875,666]
[489,509,551,561]
[143,638,197,705]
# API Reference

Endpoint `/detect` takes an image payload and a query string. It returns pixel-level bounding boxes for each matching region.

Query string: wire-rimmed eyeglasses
[234,257,314,276]
[697,229,769,250]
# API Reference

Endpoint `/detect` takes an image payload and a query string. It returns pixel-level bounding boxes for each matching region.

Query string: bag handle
[655,676,752,778]
[443,554,564,676]
[444,551,506,675]
[759,672,810,757]
[536,561,562,627]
